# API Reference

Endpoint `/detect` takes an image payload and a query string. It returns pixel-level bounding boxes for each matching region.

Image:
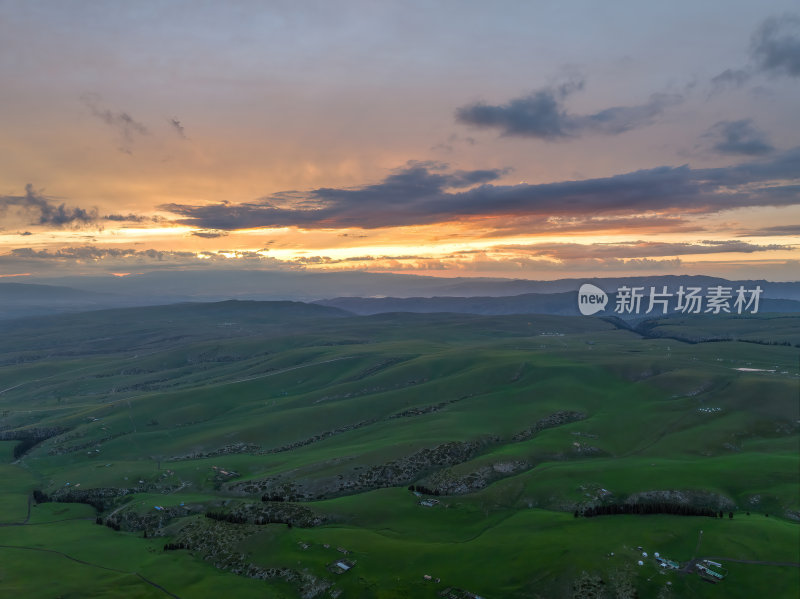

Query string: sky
[0,0,799,282]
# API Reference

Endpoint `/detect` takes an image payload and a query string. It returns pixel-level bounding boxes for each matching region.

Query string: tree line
[407,484,440,496]
[205,510,294,527]
[576,503,735,518]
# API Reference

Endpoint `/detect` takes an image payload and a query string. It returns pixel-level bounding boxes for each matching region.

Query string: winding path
[701,556,800,568]
[0,544,182,598]
[0,494,182,598]
[0,494,31,527]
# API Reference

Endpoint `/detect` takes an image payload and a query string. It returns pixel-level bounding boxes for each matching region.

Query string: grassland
[0,303,797,597]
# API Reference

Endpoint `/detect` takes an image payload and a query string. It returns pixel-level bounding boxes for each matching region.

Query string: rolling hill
[0,302,797,598]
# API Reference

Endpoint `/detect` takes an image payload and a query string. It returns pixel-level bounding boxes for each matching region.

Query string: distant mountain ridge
[0,282,118,300]
[316,291,800,317]
[0,299,352,334]
[0,282,130,320]
[316,292,581,316]
[2,272,799,320]
[27,270,800,300]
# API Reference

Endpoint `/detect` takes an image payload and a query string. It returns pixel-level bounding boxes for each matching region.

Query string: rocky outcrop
[512,411,586,442]
[50,486,136,511]
[171,518,332,599]
[167,442,262,461]
[107,502,202,533]
[388,395,471,419]
[389,403,448,418]
[0,427,66,441]
[47,430,133,455]
[423,459,531,495]
[214,501,328,527]
[261,419,378,455]
[227,438,498,500]
[168,419,379,462]
[95,498,327,534]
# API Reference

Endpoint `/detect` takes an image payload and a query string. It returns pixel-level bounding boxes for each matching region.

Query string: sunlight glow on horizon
[1,3,798,281]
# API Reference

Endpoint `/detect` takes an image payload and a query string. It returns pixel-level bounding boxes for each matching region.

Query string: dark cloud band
[161,148,800,231]
[703,119,774,156]
[455,80,681,140]
[0,184,97,226]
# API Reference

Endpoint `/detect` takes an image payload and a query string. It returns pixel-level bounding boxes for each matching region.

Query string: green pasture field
[0,305,797,597]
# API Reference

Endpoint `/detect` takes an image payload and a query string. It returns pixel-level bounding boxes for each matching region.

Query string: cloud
[431,134,476,153]
[0,184,97,227]
[711,68,752,89]
[702,119,774,156]
[160,147,800,231]
[751,14,800,77]
[478,215,704,237]
[497,240,790,261]
[0,186,156,229]
[739,224,800,236]
[309,251,686,275]
[10,247,195,261]
[712,13,800,87]
[455,80,681,140]
[1,246,290,273]
[169,117,187,139]
[103,213,159,223]
[249,240,785,271]
[81,94,148,152]
[191,229,228,238]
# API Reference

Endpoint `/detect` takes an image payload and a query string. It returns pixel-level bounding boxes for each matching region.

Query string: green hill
[0,303,797,598]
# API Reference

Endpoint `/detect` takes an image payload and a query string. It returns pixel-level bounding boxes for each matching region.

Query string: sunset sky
[1,1,799,281]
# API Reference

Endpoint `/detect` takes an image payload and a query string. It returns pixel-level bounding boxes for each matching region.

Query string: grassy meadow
[0,304,797,597]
